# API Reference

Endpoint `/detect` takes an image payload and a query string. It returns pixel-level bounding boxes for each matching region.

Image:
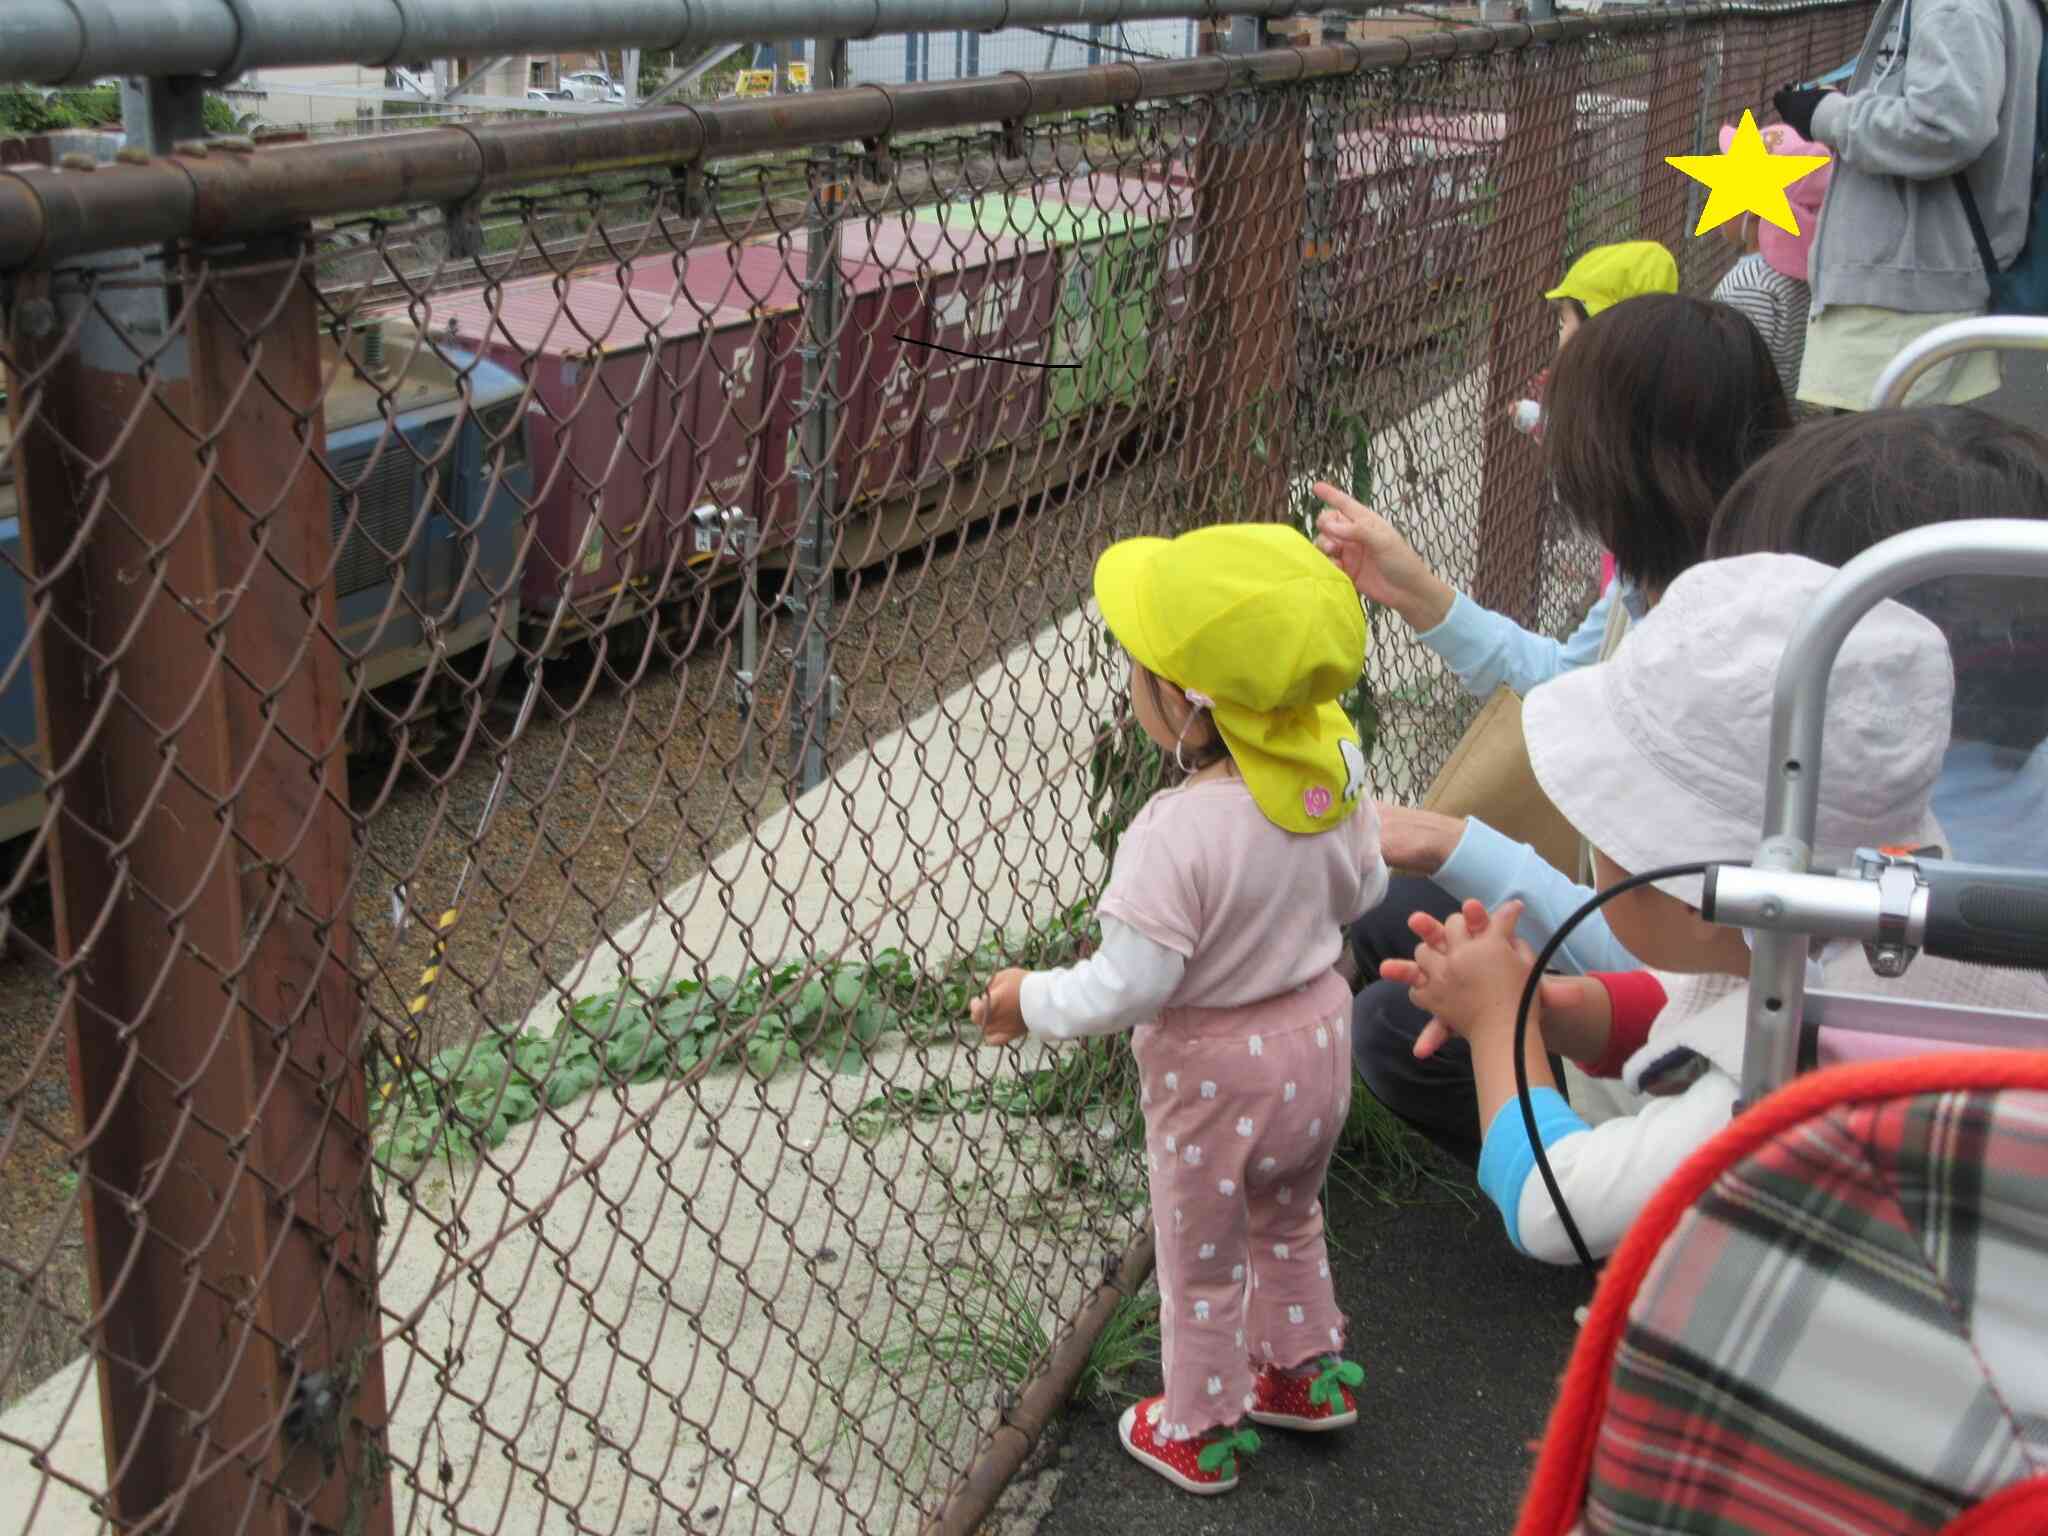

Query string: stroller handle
[1870,315,2048,408]
[1738,520,2048,1106]
[1708,860,2048,972]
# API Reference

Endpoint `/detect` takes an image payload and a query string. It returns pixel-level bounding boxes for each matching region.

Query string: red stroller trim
[1933,1474,2048,1535]
[1513,1050,2048,1536]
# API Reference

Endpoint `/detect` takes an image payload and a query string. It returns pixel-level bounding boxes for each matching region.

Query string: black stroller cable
[1506,861,1725,1270]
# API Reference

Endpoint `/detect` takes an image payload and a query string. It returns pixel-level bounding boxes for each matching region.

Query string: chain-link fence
[0,5,1870,1533]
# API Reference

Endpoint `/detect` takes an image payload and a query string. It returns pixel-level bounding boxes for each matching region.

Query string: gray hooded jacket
[1807,0,2043,315]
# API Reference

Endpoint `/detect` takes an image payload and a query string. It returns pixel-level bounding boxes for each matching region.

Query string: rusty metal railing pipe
[0,2,1833,272]
[0,0,1807,86]
[922,1228,1158,1536]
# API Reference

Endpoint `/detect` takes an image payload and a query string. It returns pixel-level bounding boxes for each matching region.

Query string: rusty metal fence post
[6,239,393,1531]
[1182,19,1306,524]
[1471,37,1578,623]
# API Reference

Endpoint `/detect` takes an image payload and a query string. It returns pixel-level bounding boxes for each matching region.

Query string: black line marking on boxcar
[891,334,1081,370]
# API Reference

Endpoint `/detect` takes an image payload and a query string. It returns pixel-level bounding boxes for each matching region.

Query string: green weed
[1322,1089,1472,1270]
[847,1032,1140,1149]
[374,958,891,1172]
[372,903,1106,1175]
[0,85,251,136]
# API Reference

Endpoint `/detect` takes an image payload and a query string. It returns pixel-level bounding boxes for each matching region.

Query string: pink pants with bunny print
[1135,968,1353,1440]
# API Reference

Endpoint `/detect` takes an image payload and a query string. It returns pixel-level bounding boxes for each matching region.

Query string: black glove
[1772,84,1830,142]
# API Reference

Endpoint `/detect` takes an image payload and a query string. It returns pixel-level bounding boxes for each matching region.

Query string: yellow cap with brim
[1543,240,1680,316]
[1092,524,1370,836]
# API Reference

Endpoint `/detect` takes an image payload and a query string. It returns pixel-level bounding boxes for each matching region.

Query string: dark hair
[1707,405,2048,752]
[1141,667,1231,773]
[1543,292,1792,596]
[1552,296,1588,325]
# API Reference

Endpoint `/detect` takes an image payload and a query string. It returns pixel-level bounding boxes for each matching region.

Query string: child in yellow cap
[973,523,1390,1496]
[1511,240,1680,437]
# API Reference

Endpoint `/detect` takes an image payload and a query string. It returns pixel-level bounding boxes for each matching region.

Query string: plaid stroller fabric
[1515,1052,2048,1536]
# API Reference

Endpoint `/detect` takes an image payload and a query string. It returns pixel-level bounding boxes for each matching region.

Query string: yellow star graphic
[1665,109,1832,238]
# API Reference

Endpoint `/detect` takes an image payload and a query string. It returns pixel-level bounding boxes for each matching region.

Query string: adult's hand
[1375,802,1467,877]
[1310,482,1459,633]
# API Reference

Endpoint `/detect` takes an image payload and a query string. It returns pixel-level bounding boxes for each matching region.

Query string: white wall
[232,59,537,129]
[842,22,1199,85]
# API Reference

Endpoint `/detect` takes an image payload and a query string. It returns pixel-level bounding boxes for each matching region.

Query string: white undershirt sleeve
[1017,915,1187,1040]
[1511,1075,1740,1264]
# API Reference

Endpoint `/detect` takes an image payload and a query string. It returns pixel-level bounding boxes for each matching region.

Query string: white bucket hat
[1523,553,1954,905]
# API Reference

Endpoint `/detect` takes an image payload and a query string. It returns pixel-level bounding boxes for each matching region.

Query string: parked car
[555,72,624,103]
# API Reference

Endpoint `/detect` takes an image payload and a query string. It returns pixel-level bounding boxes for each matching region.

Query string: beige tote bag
[1410,591,1631,886]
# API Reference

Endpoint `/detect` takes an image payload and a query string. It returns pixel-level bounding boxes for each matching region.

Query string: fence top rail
[0,0,1858,274]
[2,0,1851,89]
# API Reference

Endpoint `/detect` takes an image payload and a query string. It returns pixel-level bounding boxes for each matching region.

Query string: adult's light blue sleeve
[1414,583,1616,701]
[1434,817,1643,976]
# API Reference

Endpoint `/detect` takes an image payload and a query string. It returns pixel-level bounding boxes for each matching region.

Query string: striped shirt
[1711,252,1810,392]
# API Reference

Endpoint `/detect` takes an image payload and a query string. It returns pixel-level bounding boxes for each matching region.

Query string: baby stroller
[1515,320,2048,1536]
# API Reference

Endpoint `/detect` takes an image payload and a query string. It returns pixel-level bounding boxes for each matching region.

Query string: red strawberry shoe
[1116,1396,1260,1495]
[1248,1357,1363,1431]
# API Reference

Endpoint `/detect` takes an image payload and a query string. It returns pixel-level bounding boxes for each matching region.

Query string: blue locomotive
[0,318,534,838]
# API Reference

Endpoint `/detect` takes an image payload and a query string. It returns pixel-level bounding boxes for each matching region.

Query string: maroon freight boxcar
[755,244,926,548]
[627,243,791,568]
[414,242,804,613]
[421,273,702,616]
[1318,111,1503,339]
[839,216,1055,485]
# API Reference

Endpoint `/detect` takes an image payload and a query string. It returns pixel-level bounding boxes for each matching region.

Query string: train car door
[551,342,668,616]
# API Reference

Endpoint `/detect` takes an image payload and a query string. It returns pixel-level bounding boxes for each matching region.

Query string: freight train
[0,105,1599,839]
[0,325,536,840]
[405,171,1198,629]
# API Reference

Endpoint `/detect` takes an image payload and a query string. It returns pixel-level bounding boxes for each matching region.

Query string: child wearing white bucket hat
[972,523,1389,1494]
[1385,552,2047,1264]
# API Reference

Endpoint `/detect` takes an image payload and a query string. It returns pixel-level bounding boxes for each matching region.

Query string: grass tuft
[813,1255,1161,1483]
